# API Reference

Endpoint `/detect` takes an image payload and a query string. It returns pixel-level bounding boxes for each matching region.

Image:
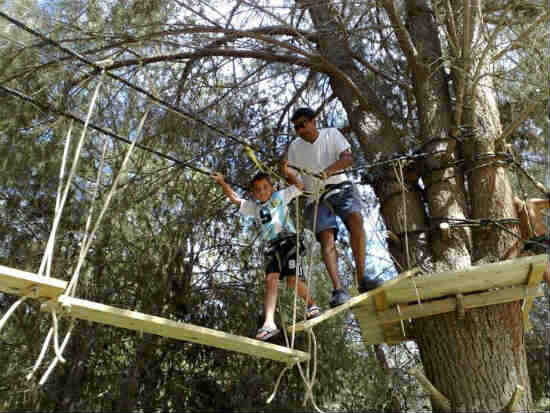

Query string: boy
[212,161,320,341]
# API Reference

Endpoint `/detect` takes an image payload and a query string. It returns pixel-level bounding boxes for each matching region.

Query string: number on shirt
[259,207,272,224]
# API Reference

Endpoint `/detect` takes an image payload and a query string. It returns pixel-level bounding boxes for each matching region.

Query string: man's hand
[321,150,352,180]
[280,159,291,177]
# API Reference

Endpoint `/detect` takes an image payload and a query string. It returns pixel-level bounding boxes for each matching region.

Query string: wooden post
[456,293,465,319]
[408,367,451,412]
[502,384,525,412]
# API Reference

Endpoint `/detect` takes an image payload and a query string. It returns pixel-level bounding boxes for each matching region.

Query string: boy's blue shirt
[239,186,301,241]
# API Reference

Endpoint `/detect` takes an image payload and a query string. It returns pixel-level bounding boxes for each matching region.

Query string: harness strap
[319,181,353,204]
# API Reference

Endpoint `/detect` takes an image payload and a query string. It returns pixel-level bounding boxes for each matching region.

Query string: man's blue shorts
[304,182,362,239]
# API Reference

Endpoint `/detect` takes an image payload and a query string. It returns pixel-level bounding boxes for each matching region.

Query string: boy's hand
[212,172,225,185]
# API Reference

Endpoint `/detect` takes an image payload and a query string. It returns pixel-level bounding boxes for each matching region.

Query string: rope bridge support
[0,265,309,364]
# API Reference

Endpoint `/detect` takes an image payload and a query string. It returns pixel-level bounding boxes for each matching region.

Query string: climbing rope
[22,70,153,384]
[0,289,37,334]
[26,72,106,382]
[38,121,74,279]
[1,72,105,366]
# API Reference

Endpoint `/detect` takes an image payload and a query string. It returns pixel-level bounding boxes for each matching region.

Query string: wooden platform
[286,254,547,345]
[354,254,548,345]
[0,265,309,364]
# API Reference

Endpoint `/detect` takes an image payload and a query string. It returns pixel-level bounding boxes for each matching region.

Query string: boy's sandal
[306,305,321,320]
[255,326,280,341]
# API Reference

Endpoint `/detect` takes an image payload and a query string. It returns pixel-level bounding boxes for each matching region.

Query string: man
[286,107,382,307]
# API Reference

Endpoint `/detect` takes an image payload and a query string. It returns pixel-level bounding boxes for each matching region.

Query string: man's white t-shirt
[287,128,350,196]
[239,186,301,241]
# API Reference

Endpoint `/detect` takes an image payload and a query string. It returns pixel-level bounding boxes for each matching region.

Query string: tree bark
[413,303,531,412]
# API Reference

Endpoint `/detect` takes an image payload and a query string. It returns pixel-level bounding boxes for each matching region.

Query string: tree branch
[381,0,418,69]
[498,100,541,143]
[95,49,311,72]
[491,12,548,62]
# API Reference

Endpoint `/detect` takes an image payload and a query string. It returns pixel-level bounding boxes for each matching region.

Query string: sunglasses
[294,120,308,130]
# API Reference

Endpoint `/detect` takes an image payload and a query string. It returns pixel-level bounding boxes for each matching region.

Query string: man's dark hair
[291,107,316,122]
[250,172,272,189]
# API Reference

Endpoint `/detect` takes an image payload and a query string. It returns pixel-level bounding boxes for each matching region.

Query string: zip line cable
[0,85,210,176]
[0,84,311,189]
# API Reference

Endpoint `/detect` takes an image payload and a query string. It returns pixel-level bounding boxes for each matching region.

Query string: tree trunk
[413,302,531,412]
[301,1,534,411]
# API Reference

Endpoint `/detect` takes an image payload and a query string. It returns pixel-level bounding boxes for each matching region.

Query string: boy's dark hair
[291,107,316,123]
[250,172,272,189]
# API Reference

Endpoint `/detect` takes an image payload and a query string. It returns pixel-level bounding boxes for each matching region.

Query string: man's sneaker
[329,289,350,308]
[358,277,383,294]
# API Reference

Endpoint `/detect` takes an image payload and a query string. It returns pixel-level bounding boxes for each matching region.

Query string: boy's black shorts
[264,235,305,279]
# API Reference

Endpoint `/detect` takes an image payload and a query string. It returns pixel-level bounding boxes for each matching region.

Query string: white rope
[65,104,151,297]
[0,293,30,334]
[29,74,151,385]
[38,121,74,278]
[396,304,406,338]
[35,105,151,385]
[38,72,104,279]
[290,178,323,348]
[66,140,108,297]
[38,321,74,386]
[266,364,292,404]
[293,179,324,412]
[412,279,423,306]
[395,160,411,268]
[26,327,53,381]
[296,330,324,413]
[50,309,66,363]
[35,106,150,385]
[28,74,105,382]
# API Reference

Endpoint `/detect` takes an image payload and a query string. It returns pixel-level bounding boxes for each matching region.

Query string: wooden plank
[287,267,421,333]
[0,265,67,299]
[522,264,544,332]
[385,254,547,305]
[353,295,386,345]
[53,295,309,364]
[355,285,544,329]
[375,289,406,343]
